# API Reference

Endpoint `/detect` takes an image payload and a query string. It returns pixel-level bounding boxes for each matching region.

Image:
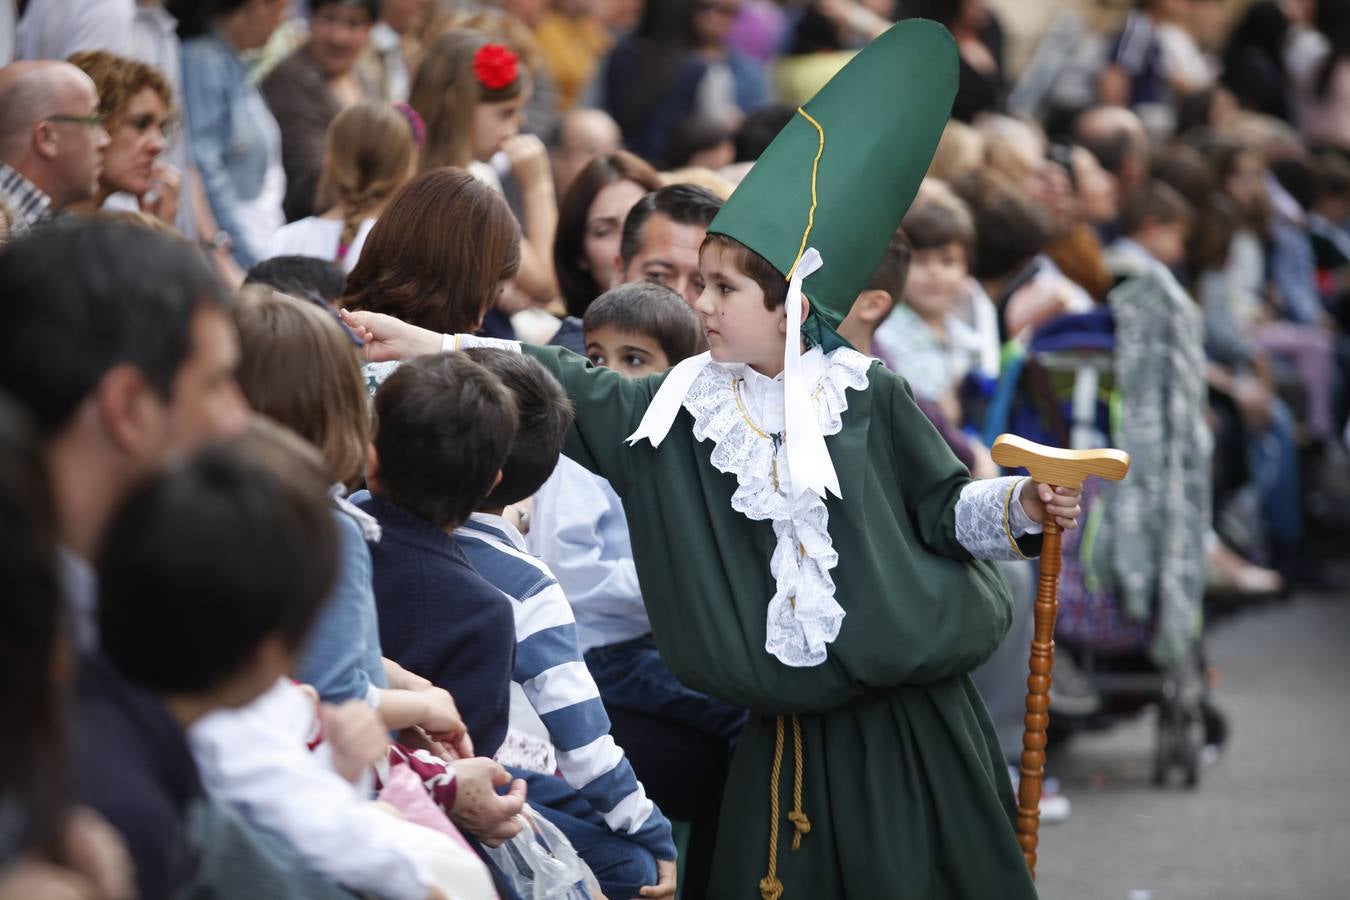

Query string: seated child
[530,283,738,894]
[356,354,523,763]
[232,286,472,760]
[457,346,676,899]
[89,428,488,900]
[344,21,1082,897]
[872,197,985,424]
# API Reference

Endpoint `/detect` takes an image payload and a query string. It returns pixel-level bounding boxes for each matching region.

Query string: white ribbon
[626,351,713,448]
[782,248,839,499]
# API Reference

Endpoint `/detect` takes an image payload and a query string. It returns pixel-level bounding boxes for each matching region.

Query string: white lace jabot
[677,346,872,668]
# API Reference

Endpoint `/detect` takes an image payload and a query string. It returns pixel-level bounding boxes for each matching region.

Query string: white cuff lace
[955,476,1040,561]
[440,334,522,353]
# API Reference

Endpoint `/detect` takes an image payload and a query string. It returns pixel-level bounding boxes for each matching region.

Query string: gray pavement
[1034,592,1350,900]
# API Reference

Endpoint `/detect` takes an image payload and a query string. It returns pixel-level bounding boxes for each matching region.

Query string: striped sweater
[454,513,675,861]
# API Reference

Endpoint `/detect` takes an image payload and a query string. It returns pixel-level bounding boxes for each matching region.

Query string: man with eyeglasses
[0,60,110,235]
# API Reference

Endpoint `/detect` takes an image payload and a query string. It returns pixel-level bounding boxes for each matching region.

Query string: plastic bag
[483,805,601,900]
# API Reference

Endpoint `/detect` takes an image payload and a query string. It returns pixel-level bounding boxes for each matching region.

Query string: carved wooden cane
[990,434,1131,878]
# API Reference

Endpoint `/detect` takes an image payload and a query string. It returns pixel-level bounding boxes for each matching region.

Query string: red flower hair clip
[473,43,519,91]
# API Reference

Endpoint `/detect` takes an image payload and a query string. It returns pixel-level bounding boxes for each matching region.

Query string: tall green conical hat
[708,19,958,350]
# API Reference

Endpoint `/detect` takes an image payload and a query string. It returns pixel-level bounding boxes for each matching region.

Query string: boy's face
[903,242,967,321]
[584,325,671,377]
[1138,219,1189,268]
[693,242,786,372]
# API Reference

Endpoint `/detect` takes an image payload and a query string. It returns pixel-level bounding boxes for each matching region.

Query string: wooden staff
[990,434,1130,879]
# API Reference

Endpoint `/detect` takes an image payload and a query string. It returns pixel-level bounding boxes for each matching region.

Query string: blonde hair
[232,287,370,491]
[928,120,984,182]
[410,28,530,171]
[317,102,417,252]
[661,167,735,199]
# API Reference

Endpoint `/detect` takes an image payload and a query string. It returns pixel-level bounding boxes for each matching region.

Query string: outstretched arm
[342,311,661,494]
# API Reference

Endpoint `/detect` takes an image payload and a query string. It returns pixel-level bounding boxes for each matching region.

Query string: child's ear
[364,443,381,491]
[783,295,811,335]
[611,256,626,288]
[857,289,892,324]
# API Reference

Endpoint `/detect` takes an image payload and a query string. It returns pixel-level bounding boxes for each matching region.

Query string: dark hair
[169,0,249,38]
[341,168,522,334]
[619,183,724,268]
[0,221,228,437]
[901,201,975,255]
[312,0,379,19]
[1151,143,1215,211]
[462,349,573,507]
[1315,0,1350,99]
[583,282,704,364]
[1120,180,1193,236]
[97,427,339,695]
[664,115,733,169]
[0,395,67,858]
[863,228,913,298]
[246,255,348,303]
[951,171,1053,281]
[609,0,700,137]
[372,354,517,529]
[1187,193,1237,276]
[555,151,664,318]
[700,232,789,309]
[1271,155,1319,210]
[735,104,796,162]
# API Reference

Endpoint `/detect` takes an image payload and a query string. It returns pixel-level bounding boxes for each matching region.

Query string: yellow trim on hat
[786,107,825,280]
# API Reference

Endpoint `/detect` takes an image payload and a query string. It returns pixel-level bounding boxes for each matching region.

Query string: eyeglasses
[46,113,107,129]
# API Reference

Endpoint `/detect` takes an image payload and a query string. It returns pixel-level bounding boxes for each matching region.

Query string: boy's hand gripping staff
[990,434,1130,879]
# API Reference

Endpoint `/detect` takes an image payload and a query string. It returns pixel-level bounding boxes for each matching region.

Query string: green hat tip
[708,19,959,349]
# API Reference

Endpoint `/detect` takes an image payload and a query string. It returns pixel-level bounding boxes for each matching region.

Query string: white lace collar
[682,346,872,667]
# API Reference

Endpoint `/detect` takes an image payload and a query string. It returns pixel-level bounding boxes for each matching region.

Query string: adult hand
[1020,480,1082,531]
[141,162,182,225]
[500,134,553,195]
[0,860,95,900]
[322,700,391,783]
[448,758,527,847]
[636,859,677,899]
[339,309,443,362]
[61,807,135,900]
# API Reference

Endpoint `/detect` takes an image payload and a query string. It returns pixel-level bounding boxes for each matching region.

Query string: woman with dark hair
[0,397,134,899]
[900,0,1005,122]
[340,167,522,335]
[172,0,290,267]
[599,0,768,162]
[554,151,664,320]
[1221,0,1295,120]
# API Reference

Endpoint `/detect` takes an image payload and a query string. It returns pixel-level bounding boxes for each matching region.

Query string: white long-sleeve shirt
[189,679,491,900]
[528,456,649,653]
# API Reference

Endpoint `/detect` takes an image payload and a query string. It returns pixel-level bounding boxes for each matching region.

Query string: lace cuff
[955,476,1037,560]
[439,333,522,353]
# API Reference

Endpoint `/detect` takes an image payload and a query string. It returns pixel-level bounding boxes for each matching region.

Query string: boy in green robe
[348,20,1083,898]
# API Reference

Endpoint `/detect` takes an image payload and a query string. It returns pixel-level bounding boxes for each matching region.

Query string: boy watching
[357,353,522,763]
[86,433,351,899]
[457,345,677,900]
[1115,179,1193,272]
[872,199,985,423]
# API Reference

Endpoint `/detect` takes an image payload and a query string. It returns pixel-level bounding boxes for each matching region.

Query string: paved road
[1034,592,1350,900]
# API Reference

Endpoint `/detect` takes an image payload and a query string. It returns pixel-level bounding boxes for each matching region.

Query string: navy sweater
[355,493,516,758]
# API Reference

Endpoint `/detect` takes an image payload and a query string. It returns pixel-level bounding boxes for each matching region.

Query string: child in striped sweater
[456,347,676,900]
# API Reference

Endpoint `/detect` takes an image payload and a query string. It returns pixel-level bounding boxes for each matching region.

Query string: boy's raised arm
[343,311,660,495]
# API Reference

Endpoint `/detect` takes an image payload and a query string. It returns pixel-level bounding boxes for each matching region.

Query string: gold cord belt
[759,714,811,900]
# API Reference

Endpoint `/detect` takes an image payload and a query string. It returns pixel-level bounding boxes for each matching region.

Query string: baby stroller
[983,308,1215,788]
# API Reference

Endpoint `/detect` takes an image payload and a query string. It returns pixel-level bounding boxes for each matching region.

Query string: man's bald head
[551,108,622,197]
[0,61,98,160]
[1073,106,1150,193]
[0,61,108,209]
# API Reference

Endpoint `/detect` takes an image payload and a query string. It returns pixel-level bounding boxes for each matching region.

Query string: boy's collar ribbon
[625,247,841,501]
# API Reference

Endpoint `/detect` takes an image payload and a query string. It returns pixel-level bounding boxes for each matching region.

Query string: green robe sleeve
[521,344,662,496]
[883,371,1042,560]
